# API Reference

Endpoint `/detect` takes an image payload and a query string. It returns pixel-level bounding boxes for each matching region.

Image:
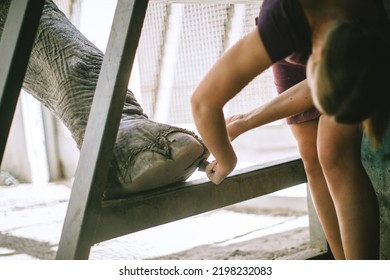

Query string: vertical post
[56,0,149,259]
[0,0,44,164]
[306,184,330,257]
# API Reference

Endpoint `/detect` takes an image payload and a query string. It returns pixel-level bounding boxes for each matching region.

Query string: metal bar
[0,0,44,164]
[56,0,149,260]
[95,157,307,243]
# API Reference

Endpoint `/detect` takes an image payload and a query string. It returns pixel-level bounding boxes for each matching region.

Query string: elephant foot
[104,119,209,199]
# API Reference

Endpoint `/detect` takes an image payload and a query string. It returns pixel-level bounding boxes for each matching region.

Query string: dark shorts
[272,59,321,125]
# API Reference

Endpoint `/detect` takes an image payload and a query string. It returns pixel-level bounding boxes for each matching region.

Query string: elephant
[0,0,209,199]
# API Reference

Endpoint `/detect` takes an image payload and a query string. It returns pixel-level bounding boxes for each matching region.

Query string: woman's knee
[289,121,322,176]
[299,144,323,176]
[317,118,362,175]
[317,144,343,172]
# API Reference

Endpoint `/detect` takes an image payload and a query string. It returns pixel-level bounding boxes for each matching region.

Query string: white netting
[226,3,276,118]
[58,1,277,125]
[136,1,277,124]
[137,2,169,117]
[168,3,232,123]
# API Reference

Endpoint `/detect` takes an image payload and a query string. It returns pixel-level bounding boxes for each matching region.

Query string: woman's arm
[191,29,272,184]
[226,79,314,141]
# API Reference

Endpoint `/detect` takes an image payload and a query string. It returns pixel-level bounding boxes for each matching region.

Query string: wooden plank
[0,0,44,164]
[95,157,307,243]
[56,0,149,260]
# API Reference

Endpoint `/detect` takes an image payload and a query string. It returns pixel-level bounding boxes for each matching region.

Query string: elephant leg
[0,0,209,198]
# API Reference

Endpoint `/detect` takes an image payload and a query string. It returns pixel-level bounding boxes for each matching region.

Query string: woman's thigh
[289,119,319,165]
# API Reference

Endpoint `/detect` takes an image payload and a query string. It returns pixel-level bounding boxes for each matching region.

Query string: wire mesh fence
[135,1,277,125]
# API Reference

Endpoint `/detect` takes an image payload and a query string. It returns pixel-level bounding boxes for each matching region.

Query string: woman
[191,0,390,259]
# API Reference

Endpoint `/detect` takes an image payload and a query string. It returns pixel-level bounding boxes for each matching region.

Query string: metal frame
[0,0,44,164]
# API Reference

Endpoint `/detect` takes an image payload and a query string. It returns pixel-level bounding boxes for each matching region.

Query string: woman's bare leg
[289,119,345,259]
[317,115,379,259]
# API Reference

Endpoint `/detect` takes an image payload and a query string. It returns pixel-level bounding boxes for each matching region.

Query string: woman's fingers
[206,160,229,185]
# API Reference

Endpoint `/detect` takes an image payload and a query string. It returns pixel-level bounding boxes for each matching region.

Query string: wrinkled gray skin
[0,0,208,199]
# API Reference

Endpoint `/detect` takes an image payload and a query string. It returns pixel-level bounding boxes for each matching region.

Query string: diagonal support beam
[96,157,307,243]
[0,0,44,164]
[56,0,149,260]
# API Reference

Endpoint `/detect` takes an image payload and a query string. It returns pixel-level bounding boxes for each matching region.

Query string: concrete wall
[362,128,390,259]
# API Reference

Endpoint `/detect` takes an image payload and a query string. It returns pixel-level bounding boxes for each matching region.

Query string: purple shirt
[257,0,312,65]
[256,0,320,123]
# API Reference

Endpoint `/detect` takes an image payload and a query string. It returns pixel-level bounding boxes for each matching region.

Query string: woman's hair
[313,21,390,148]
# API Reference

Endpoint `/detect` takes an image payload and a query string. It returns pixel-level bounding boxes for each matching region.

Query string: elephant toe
[106,131,208,198]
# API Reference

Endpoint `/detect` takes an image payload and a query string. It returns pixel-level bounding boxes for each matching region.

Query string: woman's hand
[225,114,246,141]
[205,158,237,185]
